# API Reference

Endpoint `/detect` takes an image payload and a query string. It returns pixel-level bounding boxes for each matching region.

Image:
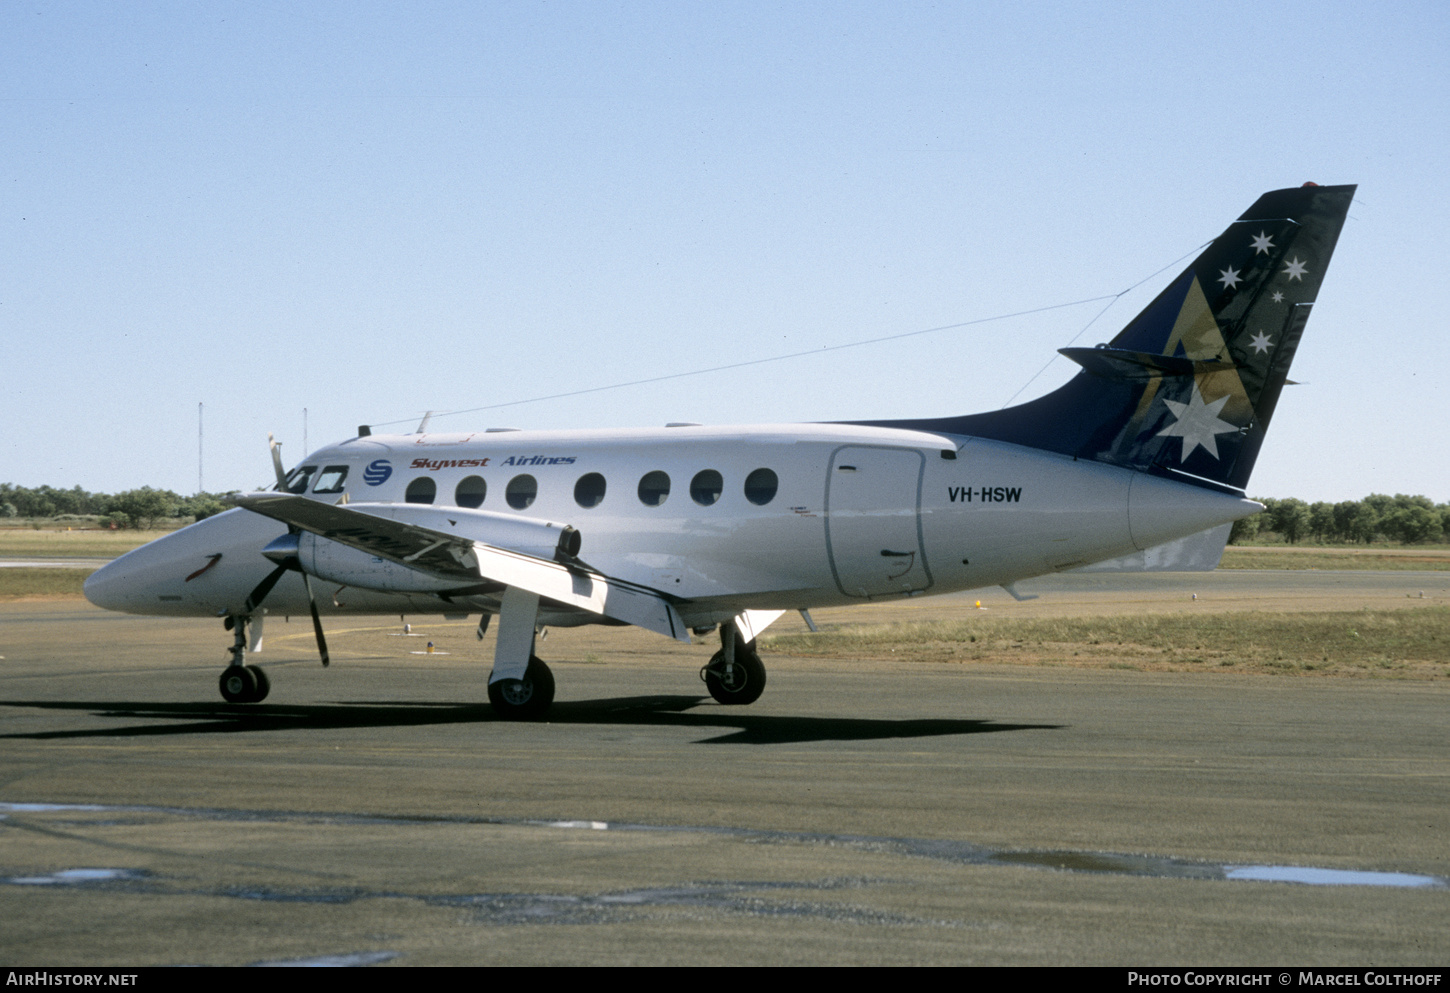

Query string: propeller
[235,437,332,667]
[268,433,287,490]
[259,531,331,667]
[300,572,331,667]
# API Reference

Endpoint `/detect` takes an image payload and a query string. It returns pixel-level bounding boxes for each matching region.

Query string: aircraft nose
[82,558,127,611]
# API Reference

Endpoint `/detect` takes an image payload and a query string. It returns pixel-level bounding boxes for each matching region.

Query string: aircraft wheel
[488,656,555,721]
[702,646,766,705]
[219,666,259,703]
[246,665,270,703]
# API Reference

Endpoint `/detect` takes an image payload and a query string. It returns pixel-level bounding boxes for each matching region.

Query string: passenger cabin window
[744,468,778,506]
[637,471,670,507]
[690,469,723,506]
[574,472,606,508]
[312,466,349,494]
[282,465,317,494]
[506,474,537,510]
[405,477,436,505]
[455,475,486,509]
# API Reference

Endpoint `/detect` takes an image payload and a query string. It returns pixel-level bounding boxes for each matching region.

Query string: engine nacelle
[297,533,463,593]
[263,507,584,594]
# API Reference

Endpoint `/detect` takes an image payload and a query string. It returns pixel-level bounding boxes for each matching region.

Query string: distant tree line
[0,483,230,530]
[1230,494,1450,545]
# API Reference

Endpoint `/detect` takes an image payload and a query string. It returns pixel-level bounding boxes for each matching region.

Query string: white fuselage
[84,422,1258,628]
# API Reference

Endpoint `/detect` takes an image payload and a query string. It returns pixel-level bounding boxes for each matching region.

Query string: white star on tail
[1272,291,1284,303]
[1249,331,1273,354]
[1283,256,1309,281]
[1218,266,1243,289]
[1156,384,1238,461]
[1250,231,1275,254]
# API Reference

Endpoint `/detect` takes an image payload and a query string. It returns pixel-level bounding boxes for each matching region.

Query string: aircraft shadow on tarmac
[0,696,1063,745]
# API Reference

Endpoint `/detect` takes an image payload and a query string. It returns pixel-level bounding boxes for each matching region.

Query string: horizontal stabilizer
[1058,347,1236,381]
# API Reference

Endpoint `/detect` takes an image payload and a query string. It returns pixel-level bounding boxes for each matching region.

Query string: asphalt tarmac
[1,572,1447,966]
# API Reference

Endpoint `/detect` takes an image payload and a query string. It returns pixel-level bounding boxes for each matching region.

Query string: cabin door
[825,446,932,598]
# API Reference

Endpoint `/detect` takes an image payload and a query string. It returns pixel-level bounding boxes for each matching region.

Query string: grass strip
[1219,548,1450,571]
[0,568,96,598]
[761,607,1450,679]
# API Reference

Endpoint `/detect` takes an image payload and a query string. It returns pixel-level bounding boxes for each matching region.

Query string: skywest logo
[410,458,491,470]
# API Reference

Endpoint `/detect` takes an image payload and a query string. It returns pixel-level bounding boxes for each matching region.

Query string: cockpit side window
[282,465,317,494]
[312,466,349,494]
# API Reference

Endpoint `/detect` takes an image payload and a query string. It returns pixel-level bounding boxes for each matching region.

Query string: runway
[1,573,1447,965]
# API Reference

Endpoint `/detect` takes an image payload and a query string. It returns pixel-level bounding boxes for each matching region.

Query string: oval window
[506,474,537,510]
[744,468,778,506]
[637,471,671,507]
[455,475,486,509]
[405,476,436,505]
[574,472,606,508]
[690,469,723,507]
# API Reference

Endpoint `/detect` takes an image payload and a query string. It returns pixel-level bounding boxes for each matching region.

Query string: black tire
[219,666,259,703]
[487,656,556,720]
[246,665,270,702]
[703,646,766,705]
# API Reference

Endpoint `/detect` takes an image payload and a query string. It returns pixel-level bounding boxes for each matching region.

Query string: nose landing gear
[220,664,270,703]
[219,614,270,703]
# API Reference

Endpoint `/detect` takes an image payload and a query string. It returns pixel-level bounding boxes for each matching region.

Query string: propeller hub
[261,532,301,565]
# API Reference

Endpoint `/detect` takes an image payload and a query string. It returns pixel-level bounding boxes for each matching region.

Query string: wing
[232,493,691,642]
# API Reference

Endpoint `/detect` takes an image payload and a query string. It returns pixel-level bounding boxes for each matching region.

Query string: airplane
[83,183,1355,719]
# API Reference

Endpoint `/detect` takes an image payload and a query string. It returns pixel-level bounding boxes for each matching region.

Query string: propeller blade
[243,563,289,615]
[268,433,287,490]
[301,572,331,667]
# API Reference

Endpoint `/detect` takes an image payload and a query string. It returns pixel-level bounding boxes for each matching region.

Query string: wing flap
[470,542,690,643]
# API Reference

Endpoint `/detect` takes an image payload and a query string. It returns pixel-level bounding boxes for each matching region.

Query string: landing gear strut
[487,656,555,720]
[219,614,270,703]
[701,625,766,705]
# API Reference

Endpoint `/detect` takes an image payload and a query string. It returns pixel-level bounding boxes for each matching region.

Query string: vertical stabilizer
[871,184,1354,491]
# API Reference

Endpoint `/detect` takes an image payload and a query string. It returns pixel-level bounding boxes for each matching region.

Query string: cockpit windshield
[312,465,349,494]
[281,465,317,494]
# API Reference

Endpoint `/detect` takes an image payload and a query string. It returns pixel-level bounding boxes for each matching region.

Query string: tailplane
[875,183,1355,491]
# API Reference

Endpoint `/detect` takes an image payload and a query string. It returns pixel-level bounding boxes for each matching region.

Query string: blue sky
[3,1,1446,502]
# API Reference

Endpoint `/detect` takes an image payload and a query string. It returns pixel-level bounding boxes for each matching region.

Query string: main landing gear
[487,656,555,721]
[700,626,766,705]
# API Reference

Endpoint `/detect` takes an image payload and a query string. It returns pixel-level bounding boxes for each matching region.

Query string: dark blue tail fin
[872,184,1354,491]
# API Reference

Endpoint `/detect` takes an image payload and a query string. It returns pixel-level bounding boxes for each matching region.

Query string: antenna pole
[197,402,203,495]
[303,407,308,454]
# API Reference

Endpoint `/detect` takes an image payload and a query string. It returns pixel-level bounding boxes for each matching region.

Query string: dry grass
[1220,546,1450,571]
[761,606,1450,679]
[0,567,95,599]
[0,528,168,558]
